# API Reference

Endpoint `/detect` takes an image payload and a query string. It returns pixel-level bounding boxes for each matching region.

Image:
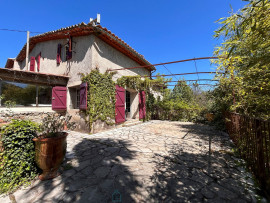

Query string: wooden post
[36,85,39,107]
[25,31,30,71]
[0,80,2,107]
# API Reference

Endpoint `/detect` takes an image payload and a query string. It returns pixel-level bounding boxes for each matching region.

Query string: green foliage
[146,80,203,122]
[214,0,270,120]
[0,120,39,194]
[170,80,194,102]
[4,100,16,108]
[152,97,200,121]
[39,113,76,137]
[81,69,116,130]
[116,75,168,91]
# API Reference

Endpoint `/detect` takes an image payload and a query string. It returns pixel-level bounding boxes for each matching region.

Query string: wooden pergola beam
[0,68,69,86]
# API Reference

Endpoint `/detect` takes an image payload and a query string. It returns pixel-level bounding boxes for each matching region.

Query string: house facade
[4,22,154,132]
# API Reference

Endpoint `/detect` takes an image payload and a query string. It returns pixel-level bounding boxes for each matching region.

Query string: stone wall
[68,110,116,134]
[0,111,55,124]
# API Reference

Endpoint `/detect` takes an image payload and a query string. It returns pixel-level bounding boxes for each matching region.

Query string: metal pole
[36,85,39,107]
[25,31,30,71]
[107,56,226,71]
[142,71,222,78]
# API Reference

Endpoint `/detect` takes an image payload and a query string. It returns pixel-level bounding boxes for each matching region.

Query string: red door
[80,83,87,110]
[139,91,146,119]
[115,85,125,124]
[52,86,67,110]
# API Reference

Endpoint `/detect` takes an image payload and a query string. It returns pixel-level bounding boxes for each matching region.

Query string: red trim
[52,86,67,110]
[115,85,125,124]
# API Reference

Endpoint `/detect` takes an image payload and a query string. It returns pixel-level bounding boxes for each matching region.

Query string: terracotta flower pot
[33,132,68,180]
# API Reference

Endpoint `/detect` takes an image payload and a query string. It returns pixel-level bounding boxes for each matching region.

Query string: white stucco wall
[91,36,151,81]
[15,34,151,84]
[13,33,152,116]
[16,35,94,87]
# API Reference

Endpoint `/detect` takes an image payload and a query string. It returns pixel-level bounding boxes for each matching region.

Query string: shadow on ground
[146,123,256,202]
[20,138,141,202]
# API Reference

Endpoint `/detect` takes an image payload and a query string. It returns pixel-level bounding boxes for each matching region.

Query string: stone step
[122,120,142,127]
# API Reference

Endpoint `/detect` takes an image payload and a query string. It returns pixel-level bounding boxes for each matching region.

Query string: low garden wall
[0,111,55,124]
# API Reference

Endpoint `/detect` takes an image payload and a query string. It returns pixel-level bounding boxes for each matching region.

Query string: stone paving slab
[0,121,266,202]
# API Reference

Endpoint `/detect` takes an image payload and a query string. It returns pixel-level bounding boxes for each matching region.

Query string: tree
[214,0,270,119]
[170,80,194,102]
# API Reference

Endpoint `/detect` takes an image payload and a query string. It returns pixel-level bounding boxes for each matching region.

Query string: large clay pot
[33,132,67,180]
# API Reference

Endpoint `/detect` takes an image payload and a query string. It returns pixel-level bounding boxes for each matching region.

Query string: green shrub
[0,120,39,194]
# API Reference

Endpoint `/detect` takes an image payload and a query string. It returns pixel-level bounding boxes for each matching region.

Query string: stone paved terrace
[0,121,265,202]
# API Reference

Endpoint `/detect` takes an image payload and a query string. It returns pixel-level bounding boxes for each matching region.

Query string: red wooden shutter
[52,86,67,110]
[80,83,87,110]
[139,91,146,119]
[30,56,35,72]
[115,85,125,124]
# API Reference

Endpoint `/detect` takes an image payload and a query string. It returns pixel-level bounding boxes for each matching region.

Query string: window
[66,36,72,60]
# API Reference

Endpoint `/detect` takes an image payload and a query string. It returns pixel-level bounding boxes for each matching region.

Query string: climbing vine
[116,75,168,92]
[81,69,116,130]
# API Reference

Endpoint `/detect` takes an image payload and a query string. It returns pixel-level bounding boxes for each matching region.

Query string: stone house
[2,22,155,132]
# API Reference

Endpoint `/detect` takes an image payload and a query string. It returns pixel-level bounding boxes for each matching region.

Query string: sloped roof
[5,58,15,68]
[16,22,155,71]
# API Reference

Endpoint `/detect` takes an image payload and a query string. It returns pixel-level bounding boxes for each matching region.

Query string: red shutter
[52,86,67,110]
[139,91,146,119]
[80,83,87,110]
[115,85,125,124]
[30,56,35,72]
[36,53,41,72]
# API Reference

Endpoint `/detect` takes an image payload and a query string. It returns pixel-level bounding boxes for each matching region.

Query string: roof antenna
[89,14,100,26]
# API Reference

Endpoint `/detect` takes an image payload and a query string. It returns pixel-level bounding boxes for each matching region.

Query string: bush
[0,120,39,194]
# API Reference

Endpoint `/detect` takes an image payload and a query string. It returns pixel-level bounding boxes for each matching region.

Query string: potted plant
[33,113,76,180]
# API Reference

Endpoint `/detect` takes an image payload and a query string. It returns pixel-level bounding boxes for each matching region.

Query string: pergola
[0,68,69,106]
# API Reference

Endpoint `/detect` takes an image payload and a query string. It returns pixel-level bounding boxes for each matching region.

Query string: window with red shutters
[52,86,67,110]
[115,85,125,124]
[79,83,87,110]
[29,56,35,72]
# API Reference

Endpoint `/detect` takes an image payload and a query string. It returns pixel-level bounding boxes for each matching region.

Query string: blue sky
[0,0,247,88]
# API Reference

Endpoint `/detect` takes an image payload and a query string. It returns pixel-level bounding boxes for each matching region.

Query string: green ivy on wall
[116,75,167,92]
[81,69,116,130]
